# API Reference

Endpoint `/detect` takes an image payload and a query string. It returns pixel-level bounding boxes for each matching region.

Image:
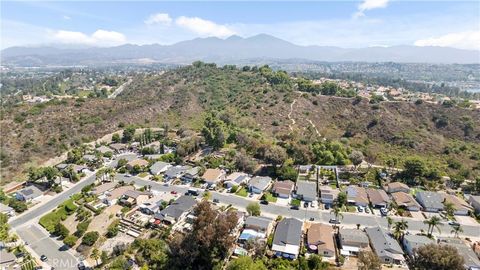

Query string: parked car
[380,207,388,216]
[40,255,48,262]
[213,198,220,203]
[303,202,309,208]
[357,206,363,212]
[291,205,299,210]
[311,201,318,208]
[448,221,460,226]
[324,204,330,210]
[260,200,269,205]
[309,217,315,221]
[329,218,341,224]
[170,190,177,195]
[365,207,370,214]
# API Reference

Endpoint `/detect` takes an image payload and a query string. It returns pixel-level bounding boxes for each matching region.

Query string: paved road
[18,224,78,270]
[117,174,480,239]
[9,174,97,228]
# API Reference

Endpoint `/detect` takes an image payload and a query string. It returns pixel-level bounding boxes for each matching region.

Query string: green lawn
[262,192,277,203]
[291,199,301,207]
[236,187,248,197]
[137,172,149,178]
[347,206,357,212]
[39,199,77,233]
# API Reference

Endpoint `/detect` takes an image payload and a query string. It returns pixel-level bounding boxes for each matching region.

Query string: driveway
[456,215,478,226]
[409,211,425,221]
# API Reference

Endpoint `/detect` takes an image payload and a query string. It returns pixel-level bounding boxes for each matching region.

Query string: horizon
[2,1,480,50]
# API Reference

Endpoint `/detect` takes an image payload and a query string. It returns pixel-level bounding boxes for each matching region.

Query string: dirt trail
[287,99,297,131]
[306,119,321,137]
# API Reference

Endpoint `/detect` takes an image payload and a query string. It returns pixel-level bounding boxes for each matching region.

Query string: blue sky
[2,1,479,50]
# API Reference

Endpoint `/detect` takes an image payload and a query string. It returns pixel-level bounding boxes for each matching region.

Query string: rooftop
[273,218,303,247]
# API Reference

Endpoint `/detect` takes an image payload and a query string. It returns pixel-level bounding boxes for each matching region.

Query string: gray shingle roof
[416,191,444,210]
[245,216,273,231]
[340,228,369,245]
[296,181,317,199]
[366,226,404,255]
[150,161,171,175]
[249,176,272,191]
[273,218,303,247]
[154,195,196,220]
[17,185,43,200]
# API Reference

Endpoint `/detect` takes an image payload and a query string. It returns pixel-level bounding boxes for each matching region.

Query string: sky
[1,0,480,50]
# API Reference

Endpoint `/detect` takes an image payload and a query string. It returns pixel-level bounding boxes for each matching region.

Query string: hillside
[2,34,480,66]
[1,63,479,184]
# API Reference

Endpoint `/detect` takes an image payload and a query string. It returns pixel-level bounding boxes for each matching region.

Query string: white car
[311,201,318,208]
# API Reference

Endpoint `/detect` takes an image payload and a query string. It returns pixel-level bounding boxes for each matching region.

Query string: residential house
[415,191,444,212]
[244,216,273,234]
[298,165,315,175]
[150,161,172,175]
[139,194,176,215]
[92,182,117,196]
[307,223,335,257]
[164,166,189,181]
[346,186,369,207]
[120,190,151,206]
[0,203,14,217]
[181,167,201,183]
[201,168,226,186]
[153,195,197,225]
[15,185,44,202]
[126,159,149,170]
[248,176,272,194]
[339,228,369,256]
[392,192,421,211]
[319,186,339,205]
[96,145,113,155]
[272,180,295,199]
[367,188,390,208]
[83,154,97,163]
[437,237,480,270]
[386,182,410,194]
[73,164,89,174]
[109,143,127,153]
[100,185,134,205]
[296,181,317,202]
[366,226,405,264]
[402,235,434,257]
[469,196,480,214]
[444,194,472,216]
[224,172,250,188]
[272,218,303,259]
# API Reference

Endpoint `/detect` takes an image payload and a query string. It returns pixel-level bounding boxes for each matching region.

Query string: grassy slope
[1,64,479,184]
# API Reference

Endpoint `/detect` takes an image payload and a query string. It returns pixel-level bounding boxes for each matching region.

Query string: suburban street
[8,172,480,270]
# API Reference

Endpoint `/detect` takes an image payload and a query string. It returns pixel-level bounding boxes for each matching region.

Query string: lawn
[137,172,149,178]
[291,199,301,207]
[262,192,277,203]
[236,187,248,197]
[347,206,357,212]
[39,198,77,233]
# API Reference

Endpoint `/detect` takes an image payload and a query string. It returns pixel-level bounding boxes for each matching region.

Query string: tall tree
[246,202,261,216]
[90,248,100,266]
[451,224,463,238]
[392,219,408,241]
[412,244,464,270]
[358,250,381,270]
[423,216,442,236]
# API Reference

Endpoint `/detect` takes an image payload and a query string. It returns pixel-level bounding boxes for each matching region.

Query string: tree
[63,235,78,247]
[246,202,261,216]
[392,219,408,241]
[8,199,27,213]
[386,216,393,231]
[443,201,456,217]
[90,248,100,266]
[131,238,168,269]
[54,223,70,239]
[451,224,463,238]
[411,244,464,270]
[202,114,226,150]
[423,216,442,236]
[403,157,427,184]
[168,201,238,269]
[336,192,347,207]
[349,150,364,170]
[0,213,10,241]
[264,145,287,168]
[358,250,381,270]
[330,206,343,232]
[106,220,120,238]
[122,125,136,143]
[307,254,328,270]
[226,256,267,270]
[111,133,121,143]
[82,231,99,246]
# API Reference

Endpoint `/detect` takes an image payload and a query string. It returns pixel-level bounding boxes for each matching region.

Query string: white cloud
[354,0,389,18]
[144,13,172,25]
[63,15,71,20]
[53,29,126,46]
[414,31,480,50]
[175,16,235,38]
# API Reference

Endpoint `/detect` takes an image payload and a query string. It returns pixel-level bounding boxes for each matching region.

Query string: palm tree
[423,216,442,236]
[443,201,456,218]
[451,224,463,238]
[90,248,100,266]
[330,206,344,232]
[386,216,393,231]
[392,219,408,241]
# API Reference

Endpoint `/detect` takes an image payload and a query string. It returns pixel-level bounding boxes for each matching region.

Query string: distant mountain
[2,34,479,66]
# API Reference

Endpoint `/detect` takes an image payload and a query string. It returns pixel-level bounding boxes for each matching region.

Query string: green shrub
[63,235,78,247]
[82,231,99,246]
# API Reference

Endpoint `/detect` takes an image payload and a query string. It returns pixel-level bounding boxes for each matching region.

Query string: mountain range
[2,34,479,66]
